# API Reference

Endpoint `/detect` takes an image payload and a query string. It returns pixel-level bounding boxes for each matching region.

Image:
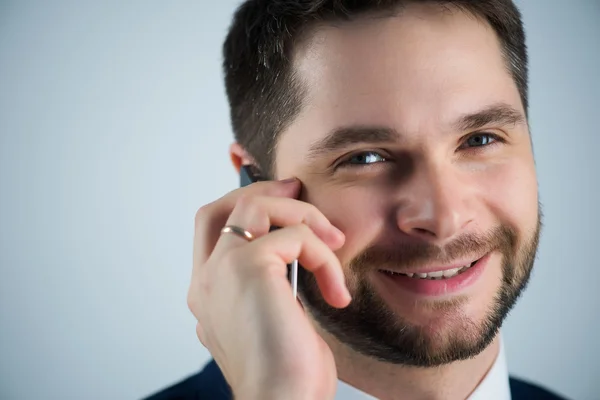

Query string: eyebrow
[306,126,399,161]
[306,103,526,161]
[455,103,526,132]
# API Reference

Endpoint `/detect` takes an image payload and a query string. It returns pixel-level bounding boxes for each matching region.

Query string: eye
[461,132,501,149]
[339,151,387,167]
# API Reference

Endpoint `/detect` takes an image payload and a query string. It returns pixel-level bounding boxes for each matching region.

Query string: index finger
[193,178,301,270]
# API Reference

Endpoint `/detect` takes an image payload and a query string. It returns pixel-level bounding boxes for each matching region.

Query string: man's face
[274,4,540,366]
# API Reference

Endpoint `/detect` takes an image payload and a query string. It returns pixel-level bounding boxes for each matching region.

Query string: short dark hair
[223,0,528,178]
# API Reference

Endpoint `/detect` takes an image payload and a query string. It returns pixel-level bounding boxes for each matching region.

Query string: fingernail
[332,225,344,238]
[279,177,297,184]
[343,286,352,304]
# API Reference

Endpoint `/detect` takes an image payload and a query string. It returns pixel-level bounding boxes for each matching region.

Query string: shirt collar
[467,335,511,400]
[334,336,511,400]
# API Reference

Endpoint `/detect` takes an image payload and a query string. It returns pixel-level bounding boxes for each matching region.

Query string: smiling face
[272,4,540,366]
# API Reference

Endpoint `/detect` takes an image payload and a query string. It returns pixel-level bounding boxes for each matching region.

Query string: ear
[229,142,255,173]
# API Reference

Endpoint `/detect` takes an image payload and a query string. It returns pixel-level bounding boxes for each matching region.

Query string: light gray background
[0,1,598,399]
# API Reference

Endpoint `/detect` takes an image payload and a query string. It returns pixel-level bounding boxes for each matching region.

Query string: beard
[297,212,542,367]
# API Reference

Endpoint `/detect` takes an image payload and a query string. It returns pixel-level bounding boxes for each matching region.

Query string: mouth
[379,259,479,280]
[375,253,492,297]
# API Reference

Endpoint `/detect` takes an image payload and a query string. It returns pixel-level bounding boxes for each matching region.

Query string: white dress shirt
[334,337,511,400]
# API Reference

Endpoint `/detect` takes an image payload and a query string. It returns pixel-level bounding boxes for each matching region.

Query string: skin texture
[223,3,539,399]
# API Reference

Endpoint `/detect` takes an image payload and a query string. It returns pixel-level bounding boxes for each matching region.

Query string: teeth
[382,260,479,280]
[427,271,444,278]
[443,267,460,278]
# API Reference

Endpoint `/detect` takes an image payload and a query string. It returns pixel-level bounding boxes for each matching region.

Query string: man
[146,1,567,399]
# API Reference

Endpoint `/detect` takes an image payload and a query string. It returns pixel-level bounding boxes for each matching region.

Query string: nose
[395,162,474,242]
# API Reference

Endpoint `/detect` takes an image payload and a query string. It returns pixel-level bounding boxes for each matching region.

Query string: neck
[321,328,500,400]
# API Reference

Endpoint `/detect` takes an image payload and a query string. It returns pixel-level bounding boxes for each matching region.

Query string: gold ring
[220,225,254,242]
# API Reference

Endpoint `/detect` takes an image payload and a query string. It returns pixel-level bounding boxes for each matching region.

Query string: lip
[376,252,492,297]
[379,254,485,275]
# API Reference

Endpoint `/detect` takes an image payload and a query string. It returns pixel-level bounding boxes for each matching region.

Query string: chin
[297,224,538,366]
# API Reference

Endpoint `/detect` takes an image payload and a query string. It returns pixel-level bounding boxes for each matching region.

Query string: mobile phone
[239,164,262,187]
[239,165,298,298]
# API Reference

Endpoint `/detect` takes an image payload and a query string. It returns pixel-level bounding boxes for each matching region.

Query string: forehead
[275,4,523,174]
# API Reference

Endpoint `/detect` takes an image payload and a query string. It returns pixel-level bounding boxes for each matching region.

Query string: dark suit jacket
[143,359,568,400]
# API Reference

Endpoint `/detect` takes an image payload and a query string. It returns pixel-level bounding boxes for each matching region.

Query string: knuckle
[187,294,203,319]
[194,203,213,226]
[235,194,263,216]
[224,249,275,281]
[186,291,196,313]
[187,280,205,311]
[243,250,282,279]
[305,203,329,225]
[295,222,313,236]
[303,202,321,217]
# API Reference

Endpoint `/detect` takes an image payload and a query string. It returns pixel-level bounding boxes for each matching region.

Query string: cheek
[476,157,538,232]
[305,186,386,264]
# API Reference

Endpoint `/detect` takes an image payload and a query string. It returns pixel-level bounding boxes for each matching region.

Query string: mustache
[347,225,517,273]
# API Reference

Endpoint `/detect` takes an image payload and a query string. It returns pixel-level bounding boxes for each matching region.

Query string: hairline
[268,5,524,178]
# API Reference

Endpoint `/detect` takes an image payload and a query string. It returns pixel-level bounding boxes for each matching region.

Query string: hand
[187,178,351,400]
